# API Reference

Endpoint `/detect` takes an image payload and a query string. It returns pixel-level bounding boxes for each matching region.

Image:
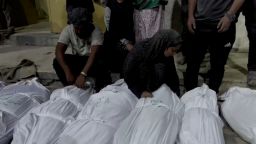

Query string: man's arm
[75,45,99,88]
[82,45,99,75]
[187,0,197,33]
[55,42,75,84]
[227,0,245,16]
[217,0,245,32]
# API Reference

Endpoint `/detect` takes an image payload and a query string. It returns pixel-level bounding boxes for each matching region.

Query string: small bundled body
[178,84,225,144]
[221,87,256,143]
[113,84,184,144]
[0,78,50,144]
[55,79,138,144]
[11,86,94,144]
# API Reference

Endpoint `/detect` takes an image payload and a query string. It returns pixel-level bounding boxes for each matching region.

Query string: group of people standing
[183,0,256,93]
[53,0,255,98]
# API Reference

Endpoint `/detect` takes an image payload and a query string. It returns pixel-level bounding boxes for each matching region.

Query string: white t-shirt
[58,24,103,56]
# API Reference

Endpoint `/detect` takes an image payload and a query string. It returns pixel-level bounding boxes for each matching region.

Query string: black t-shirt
[195,0,234,24]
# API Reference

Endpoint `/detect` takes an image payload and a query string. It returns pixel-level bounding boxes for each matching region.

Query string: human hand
[141,91,153,98]
[187,16,196,34]
[217,15,232,33]
[65,71,75,85]
[126,43,134,51]
[75,75,86,88]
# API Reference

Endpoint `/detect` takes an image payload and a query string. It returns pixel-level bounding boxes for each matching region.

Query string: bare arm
[55,43,69,73]
[75,45,100,88]
[187,0,197,33]
[55,42,75,84]
[217,0,245,32]
[227,0,245,16]
[188,0,197,18]
[82,45,99,74]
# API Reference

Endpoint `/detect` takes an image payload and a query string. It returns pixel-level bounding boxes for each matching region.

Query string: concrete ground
[0,21,254,144]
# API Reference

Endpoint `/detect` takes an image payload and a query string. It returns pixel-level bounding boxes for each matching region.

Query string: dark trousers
[185,24,236,92]
[103,34,129,75]
[53,54,112,91]
[246,24,256,71]
[0,0,11,28]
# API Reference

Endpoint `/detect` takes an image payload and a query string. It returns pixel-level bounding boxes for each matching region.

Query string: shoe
[247,71,256,87]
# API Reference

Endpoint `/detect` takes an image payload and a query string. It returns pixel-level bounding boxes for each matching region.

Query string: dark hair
[69,8,95,39]
[69,7,93,27]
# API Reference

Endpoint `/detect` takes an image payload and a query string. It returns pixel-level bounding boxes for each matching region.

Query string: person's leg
[67,54,111,91]
[1,0,14,38]
[208,25,235,93]
[53,54,87,86]
[53,58,69,86]
[87,57,112,92]
[246,24,256,87]
[134,7,163,42]
[2,2,11,28]
[0,0,7,29]
[247,24,256,71]
[185,31,208,91]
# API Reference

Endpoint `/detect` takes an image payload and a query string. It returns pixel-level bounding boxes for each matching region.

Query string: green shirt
[133,0,167,10]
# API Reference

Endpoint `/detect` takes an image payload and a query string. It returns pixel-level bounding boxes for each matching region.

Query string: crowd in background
[52,0,255,97]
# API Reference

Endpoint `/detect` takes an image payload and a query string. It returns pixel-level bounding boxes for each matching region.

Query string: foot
[247,71,256,87]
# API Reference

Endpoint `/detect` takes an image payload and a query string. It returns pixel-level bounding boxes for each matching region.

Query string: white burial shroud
[221,87,256,144]
[55,79,138,144]
[113,84,184,144]
[178,84,225,144]
[11,85,94,144]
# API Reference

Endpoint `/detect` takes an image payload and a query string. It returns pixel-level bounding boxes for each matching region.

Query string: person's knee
[211,61,226,71]
[53,58,58,67]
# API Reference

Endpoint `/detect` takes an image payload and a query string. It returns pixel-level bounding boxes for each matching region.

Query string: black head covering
[69,7,92,26]
[141,29,182,62]
[123,29,182,97]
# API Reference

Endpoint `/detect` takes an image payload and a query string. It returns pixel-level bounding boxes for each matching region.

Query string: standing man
[53,8,111,91]
[185,0,244,93]
[243,0,256,87]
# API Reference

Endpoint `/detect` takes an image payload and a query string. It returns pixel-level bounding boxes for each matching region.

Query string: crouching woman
[123,30,182,98]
